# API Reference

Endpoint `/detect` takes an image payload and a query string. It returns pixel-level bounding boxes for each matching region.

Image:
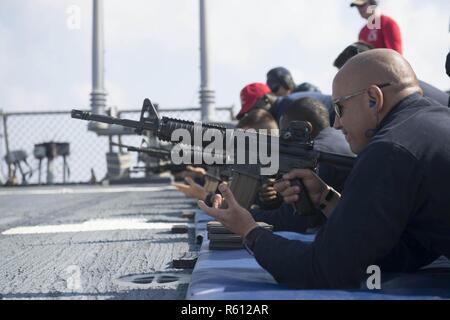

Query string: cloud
[0,0,91,111]
[104,0,198,52]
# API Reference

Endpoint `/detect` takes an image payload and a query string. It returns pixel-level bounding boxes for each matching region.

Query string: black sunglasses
[333,82,393,118]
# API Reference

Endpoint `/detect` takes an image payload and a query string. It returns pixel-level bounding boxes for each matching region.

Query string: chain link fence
[0,106,235,186]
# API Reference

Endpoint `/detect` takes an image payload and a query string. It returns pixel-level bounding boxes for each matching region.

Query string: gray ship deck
[0,183,198,300]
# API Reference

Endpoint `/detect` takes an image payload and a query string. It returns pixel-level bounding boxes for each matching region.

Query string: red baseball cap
[238,83,271,119]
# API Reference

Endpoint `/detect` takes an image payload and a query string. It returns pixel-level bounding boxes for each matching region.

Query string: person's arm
[275,169,340,219]
[251,203,326,233]
[376,232,439,273]
[382,18,403,54]
[251,143,423,288]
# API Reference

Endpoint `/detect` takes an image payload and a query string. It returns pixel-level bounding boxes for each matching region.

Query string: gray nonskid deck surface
[0,184,199,300]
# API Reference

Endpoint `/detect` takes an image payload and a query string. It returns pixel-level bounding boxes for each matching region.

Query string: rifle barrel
[71,110,153,131]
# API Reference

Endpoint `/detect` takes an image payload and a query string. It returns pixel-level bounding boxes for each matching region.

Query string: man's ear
[303,121,317,138]
[367,86,384,112]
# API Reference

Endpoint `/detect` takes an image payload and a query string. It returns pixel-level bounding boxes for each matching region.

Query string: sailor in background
[351,0,403,54]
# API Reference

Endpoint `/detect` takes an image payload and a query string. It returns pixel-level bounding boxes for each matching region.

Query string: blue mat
[187,219,450,300]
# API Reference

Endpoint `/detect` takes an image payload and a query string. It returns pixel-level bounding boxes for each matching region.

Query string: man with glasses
[198,49,450,289]
[334,41,450,108]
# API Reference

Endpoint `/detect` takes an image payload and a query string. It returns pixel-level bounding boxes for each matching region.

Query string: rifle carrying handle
[290,178,316,216]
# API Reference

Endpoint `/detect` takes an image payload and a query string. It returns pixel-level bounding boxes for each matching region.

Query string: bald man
[334,42,450,107]
[198,49,450,289]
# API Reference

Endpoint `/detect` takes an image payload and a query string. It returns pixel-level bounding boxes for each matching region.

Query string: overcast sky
[0,0,449,116]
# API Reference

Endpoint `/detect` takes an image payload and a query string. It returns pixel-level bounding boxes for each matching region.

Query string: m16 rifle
[111,142,227,192]
[72,98,355,215]
[111,143,172,161]
[72,99,226,147]
[277,121,354,215]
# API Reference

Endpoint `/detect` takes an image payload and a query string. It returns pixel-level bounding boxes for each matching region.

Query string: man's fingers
[218,183,239,207]
[173,183,189,191]
[283,194,299,203]
[198,200,225,220]
[283,169,313,181]
[261,186,275,194]
[262,190,278,197]
[212,194,223,208]
[280,185,300,198]
[274,180,290,193]
[262,195,278,201]
[187,165,202,173]
[185,176,196,186]
[186,165,206,176]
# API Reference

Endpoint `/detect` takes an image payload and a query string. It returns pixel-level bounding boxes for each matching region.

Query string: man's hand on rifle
[174,176,207,201]
[198,183,259,237]
[259,179,282,208]
[174,165,207,180]
[259,179,279,202]
[186,165,207,177]
[274,169,327,205]
[274,169,339,218]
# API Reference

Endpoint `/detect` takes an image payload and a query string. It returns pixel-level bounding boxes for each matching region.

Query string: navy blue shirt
[251,202,324,233]
[249,93,450,289]
[314,127,354,193]
[419,80,449,107]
